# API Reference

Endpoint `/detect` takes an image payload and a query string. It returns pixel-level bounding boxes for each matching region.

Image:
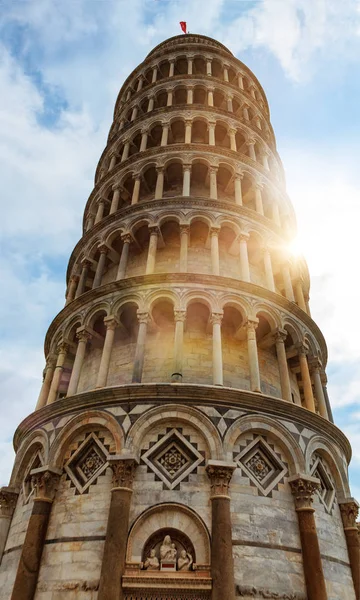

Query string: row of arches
[69,218,305,310]
[40,291,326,419]
[100,114,277,183]
[117,52,266,118]
[88,157,289,235]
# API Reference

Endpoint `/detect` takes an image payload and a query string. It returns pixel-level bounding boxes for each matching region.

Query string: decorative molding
[236,585,306,599]
[206,461,236,497]
[109,456,138,489]
[288,474,320,511]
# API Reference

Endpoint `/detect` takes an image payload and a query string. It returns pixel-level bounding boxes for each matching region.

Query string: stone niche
[142,529,196,572]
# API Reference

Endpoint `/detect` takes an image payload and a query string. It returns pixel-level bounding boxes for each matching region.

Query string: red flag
[179,21,187,34]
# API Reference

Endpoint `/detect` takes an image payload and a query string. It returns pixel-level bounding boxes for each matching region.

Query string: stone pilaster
[288,474,328,600]
[339,499,360,599]
[0,488,18,563]
[206,461,236,600]
[98,456,138,600]
[11,467,61,600]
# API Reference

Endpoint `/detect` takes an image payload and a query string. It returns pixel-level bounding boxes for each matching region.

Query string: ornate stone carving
[109,457,138,489]
[174,310,186,323]
[31,468,61,502]
[64,432,109,494]
[236,435,287,497]
[206,462,235,497]
[178,549,193,571]
[143,549,160,570]
[236,585,306,599]
[288,475,320,510]
[0,488,18,517]
[339,500,359,529]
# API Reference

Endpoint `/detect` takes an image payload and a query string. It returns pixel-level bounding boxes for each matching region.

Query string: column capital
[96,197,105,207]
[148,225,160,236]
[206,461,236,498]
[141,126,149,135]
[112,183,120,192]
[339,499,360,529]
[288,474,320,511]
[98,243,109,255]
[108,455,139,490]
[81,257,91,268]
[227,93,234,101]
[246,137,256,146]
[69,274,80,284]
[30,466,62,502]
[210,312,223,326]
[46,353,58,369]
[183,163,192,173]
[184,117,192,126]
[239,232,249,242]
[209,165,218,175]
[76,327,92,344]
[57,340,70,355]
[245,318,259,332]
[235,170,244,180]
[296,342,309,356]
[228,126,237,136]
[137,310,150,325]
[156,165,165,174]
[121,233,133,244]
[274,328,288,344]
[174,310,187,323]
[179,224,190,235]
[104,315,119,331]
[254,179,264,191]
[210,226,220,237]
[0,487,18,517]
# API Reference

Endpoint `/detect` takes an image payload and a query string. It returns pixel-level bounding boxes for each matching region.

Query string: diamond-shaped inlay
[236,435,287,496]
[65,432,109,494]
[142,429,204,490]
[310,455,335,512]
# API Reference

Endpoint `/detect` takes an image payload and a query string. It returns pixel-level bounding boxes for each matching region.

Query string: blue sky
[0,0,359,495]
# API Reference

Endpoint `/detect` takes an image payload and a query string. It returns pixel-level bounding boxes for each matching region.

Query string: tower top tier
[145,33,234,58]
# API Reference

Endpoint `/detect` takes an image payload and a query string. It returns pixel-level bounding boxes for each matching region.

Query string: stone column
[179,225,189,272]
[311,360,329,419]
[118,118,125,131]
[182,165,191,197]
[95,199,105,224]
[171,310,186,383]
[339,499,360,599]
[254,183,264,215]
[108,153,117,171]
[155,167,164,199]
[234,173,243,205]
[92,245,108,289]
[146,226,159,274]
[229,128,237,151]
[0,488,18,563]
[282,262,295,302]
[297,344,316,412]
[86,215,95,231]
[209,167,218,199]
[117,234,132,280]
[98,457,138,600]
[288,475,328,600]
[131,175,141,205]
[147,94,155,112]
[67,328,92,397]
[187,85,194,104]
[131,106,138,121]
[121,140,130,162]
[132,312,149,383]
[227,95,233,113]
[96,316,118,388]
[208,122,216,146]
[75,259,90,298]
[247,139,256,161]
[322,374,334,423]
[239,234,250,282]
[206,462,236,600]
[211,313,223,386]
[238,73,244,89]
[223,65,229,82]
[246,319,261,392]
[47,342,69,405]
[166,88,173,106]
[185,119,192,143]
[275,329,292,402]
[243,104,250,121]
[140,128,148,152]
[137,76,144,91]
[210,227,220,276]
[263,247,275,292]
[110,186,120,214]
[152,65,157,83]
[208,87,214,107]
[187,57,193,75]
[262,150,270,170]
[206,58,212,76]
[65,275,79,305]
[169,59,175,77]
[11,468,61,600]
[161,123,169,146]
[35,356,56,410]
[294,279,307,312]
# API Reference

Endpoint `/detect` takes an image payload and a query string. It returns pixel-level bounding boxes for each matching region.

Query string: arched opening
[129,131,141,156]
[169,120,185,144]
[106,302,139,386]
[213,90,226,110]
[255,313,281,397]
[155,90,167,109]
[158,60,170,79]
[174,56,188,75]
[247,232,265,287]
[191,119,208,144]
[143,300,175,383]
[215,123,230,149]
[228,66,236,84]
[212,59,222,79]
[217,165,233,202]
[232,96,242,116]
[127,223,150,277]
[193,86,206,105]
[188,219,211,274]
[77,310,107,393]
[235,130,247,154]
[218,226,238,277]
[242,175,256,211]
[193,56,206,75]
[173,87,187,105]
[143,67,153,87]
[147,123,162,149]
[156,220,180,273]
[222,305,248,389]
[284,326,301,406]
[139,166,157,202]
[183,302,211,384]
[163,161,183,197]
[190,162,209,198]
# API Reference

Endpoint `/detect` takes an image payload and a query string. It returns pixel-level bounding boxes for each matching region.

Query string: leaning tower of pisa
[0,33,358,600]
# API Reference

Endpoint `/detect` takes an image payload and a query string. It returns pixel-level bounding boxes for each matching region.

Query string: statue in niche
[177,549,193,571]
[169,542,178,560]
[143,548,160,570]
[160,535,173,560]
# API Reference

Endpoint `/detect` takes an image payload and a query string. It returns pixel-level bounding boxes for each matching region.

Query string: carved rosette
[339,501,360,530]
[31,469,60,502]
[206,464,235,498]
[289,476,320,511]
[0,488,18,517]
[110,458,138,490]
